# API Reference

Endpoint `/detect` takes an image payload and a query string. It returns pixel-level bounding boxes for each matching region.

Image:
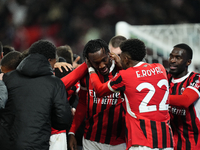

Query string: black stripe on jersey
[150,120,158,148]
[178,80,185,95]
[105,105,115,144]
[171,83,178,95]
[86,74,90,119]
[125,123,128,142]
[111,65,118,77]
[186,73,192,86]
[140,119,147,138]
[189,105,199,144]
[104,72,109,82]
[85,74,94,139]
[116,104,124,138]
[85,116,94,139]
[95,74,109,142]
[110,75,125,91]
[191,73,200,89]
[186,72,195,86]
[161,122,167,148]
[173,115,182,149]
[86,96,98,140]
[181,115,191,150]
[185,73,191,86]
[169,124,173,147]
[95,104,107,142]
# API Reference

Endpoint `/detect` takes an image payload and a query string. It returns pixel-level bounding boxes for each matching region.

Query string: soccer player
[86,39,174,150]
[168,43,200,150]
[109,35,126,56]
[67,39,126,150]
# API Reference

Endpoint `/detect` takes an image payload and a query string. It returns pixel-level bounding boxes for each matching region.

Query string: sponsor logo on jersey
[89,90,124,105]
[169,106,186,116]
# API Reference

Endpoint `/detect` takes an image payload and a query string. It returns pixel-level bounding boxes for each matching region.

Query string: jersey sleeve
[169,72,200,108]
[109,72,125,92]
[69,87,87,134]
[89,72,125,97]
[187,73,200,94]
[67,82,80,100]
[169,87,200,108]
[61,62,87,90]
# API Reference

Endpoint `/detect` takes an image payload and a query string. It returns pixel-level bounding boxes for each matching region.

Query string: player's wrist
[88,67,95,73]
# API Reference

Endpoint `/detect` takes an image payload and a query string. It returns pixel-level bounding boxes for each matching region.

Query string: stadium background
[0,0,200,60]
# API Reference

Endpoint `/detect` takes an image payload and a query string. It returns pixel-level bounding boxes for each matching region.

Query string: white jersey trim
[124,93,137,118]
[134,61,144,67]
[109,60,115,73]
[171,72,191,83]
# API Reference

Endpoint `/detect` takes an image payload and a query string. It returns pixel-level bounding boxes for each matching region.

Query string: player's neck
[173,70,188,79]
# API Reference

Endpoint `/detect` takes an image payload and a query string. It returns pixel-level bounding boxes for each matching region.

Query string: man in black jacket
[0,40,72,150]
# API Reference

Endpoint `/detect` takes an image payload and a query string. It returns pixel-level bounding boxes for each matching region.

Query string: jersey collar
[109,60,115,73]
[134,61,145,67]
[172,72,191,83]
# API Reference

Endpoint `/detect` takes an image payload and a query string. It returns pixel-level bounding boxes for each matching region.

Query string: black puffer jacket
[0,54,72,150]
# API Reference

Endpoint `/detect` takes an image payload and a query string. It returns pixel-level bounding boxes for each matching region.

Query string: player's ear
[186,59,191,66]
[124,55,130,65]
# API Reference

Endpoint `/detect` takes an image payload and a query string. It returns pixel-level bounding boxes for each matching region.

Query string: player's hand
[109,53,122,69]
[73,56,81,69]
[71,108,76,117]
[54,62,73,72]
[68,134,78,150]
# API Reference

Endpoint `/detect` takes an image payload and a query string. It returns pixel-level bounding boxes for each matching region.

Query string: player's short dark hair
[174,43,193,60]
[83,39,109,60]
[120,39,146,61]
[57,45,73,65]
[109,35,127,48]
[0,51,23,70]
[54,56,71,78]
[3,45,15,56]
[29,40,56,59]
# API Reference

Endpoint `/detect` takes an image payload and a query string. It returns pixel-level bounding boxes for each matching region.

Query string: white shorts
[129,145,174,150]
[82,137,126,150]
[49,133,67,150]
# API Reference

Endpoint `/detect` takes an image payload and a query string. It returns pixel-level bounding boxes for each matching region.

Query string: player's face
[169,47,190,78]
[88,48,111,75]
[109,44,122,56]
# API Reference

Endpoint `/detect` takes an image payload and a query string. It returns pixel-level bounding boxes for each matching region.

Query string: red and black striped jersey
[69,61,126,145]
[168,71,200,150]
[106,62,173,149]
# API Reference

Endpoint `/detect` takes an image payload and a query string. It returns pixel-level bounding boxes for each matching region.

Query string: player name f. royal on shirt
[135,66,163,78]
[89,62,174,150]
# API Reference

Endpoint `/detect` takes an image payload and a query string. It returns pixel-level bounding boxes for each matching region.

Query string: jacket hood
[16,53,53,77]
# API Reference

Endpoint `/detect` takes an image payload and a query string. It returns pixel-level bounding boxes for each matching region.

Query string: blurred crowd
[0,0,200,56]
